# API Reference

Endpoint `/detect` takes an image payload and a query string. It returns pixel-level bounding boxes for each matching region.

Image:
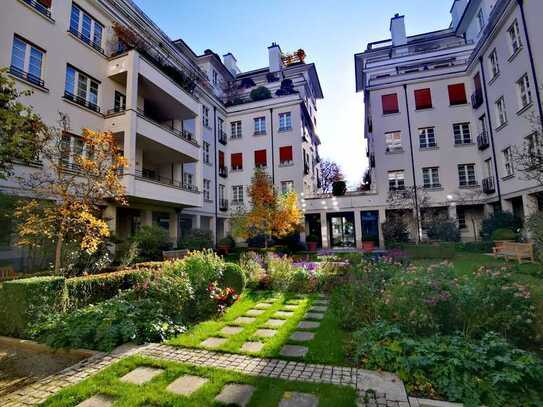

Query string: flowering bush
[208,282,239,313]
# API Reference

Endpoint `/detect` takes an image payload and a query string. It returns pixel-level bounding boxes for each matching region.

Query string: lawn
[40,355,358,407]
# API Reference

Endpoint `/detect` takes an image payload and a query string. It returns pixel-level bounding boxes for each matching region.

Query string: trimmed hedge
[0,276,67,338]
[221,263,246,294]
[401,243,456,260]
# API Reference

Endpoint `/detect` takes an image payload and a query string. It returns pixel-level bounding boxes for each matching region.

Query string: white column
[210,216,217,245]
[448,204,457,221]
[378,208,386,249]
[483,203,494,217]
[320,211,329,249]
[103,205,117,235]
[502,198,513,213]
[142,210,152,226]
[123,51,140,195]
[354,210,363,249]
[523,193,538,239]
[194,214,201,229]
[169,211,178,246]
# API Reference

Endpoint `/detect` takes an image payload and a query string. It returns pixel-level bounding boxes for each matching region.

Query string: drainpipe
[269,108,275,183]
[402,84,421,243]
[213,106,219,246]
[479,56,503,209]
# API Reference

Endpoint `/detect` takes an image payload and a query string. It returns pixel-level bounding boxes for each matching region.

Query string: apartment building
[0,0,323,268]
[303,0,543,248]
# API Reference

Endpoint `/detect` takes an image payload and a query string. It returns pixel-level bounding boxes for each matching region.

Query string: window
[484,158,493,178]
[525,132,542,157]
[202,106,210,128]
[114,91,126,112]
[254,149,267,168]
[495,97,507,127]
[419,127,436,149]
[254,117,266,135]
[414,88,432,110]
[10,35,45,86]
[457,208,467,229]
[479,115,488,136]
[448,83,467,105]
[503,147,515,177]
[488,49,500,79]
[218,150,225,168]
[507,19,522,55]
[69,3,104,53]
[219,184,225,201]
[231,121,242,139]
[232,185,244,204]
[385,131,402,152]
[231,153,243,171]
[458,164,477,187]
[516,74,532,109]
[279,112,292,131]
[64,65,100,112]
[279,146,293,166]
[59,132,94,170]
[212,69,218,86]
[382,94,399,115]
[281,181,294,194]
[183,172,193,186]
[203,141,211,164]
[388,170,405,191]
[203,179,211,201]
[422,167,440,189]
[453,123,472,145]
[477,9,485,32]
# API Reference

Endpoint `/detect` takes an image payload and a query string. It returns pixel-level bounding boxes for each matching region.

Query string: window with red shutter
[38,0,52,8]
[414,88,432,110]
[382,94,399,115]
[219,151,225,167]
[231,153,243,170]
[279,146,293,165]
[254,150,267,168]
[448,84,467,105]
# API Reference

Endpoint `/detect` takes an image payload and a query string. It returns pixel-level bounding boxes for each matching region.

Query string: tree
[320,160,344,193]
[387,186,430,244]
[16,125,127,274]
[230,169,303,248]
[358,168,372,191]
[512,108,543,186]
[0,68,47,180]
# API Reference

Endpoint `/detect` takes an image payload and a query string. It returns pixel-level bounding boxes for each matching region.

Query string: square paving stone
[279,391,319,407]
[313,299,329,305]
[200,337,227,348]
[255,303,273,309]
[120,366,164,385]
[263,297,278,303]
[214,384,255,407]
[245,309,265,316]
[241,341,264,353]
[232,316,256,325]
[305,312,324,320]
[274,311,294,319]
[76,394,115,407]
[166,375,208,396]
[254,328,277,337]
[310,306,328,312]
[280,345,308,358]
[289,331,315,342]
[220,326,244,336]
[282,305,298,311]
[298,321,320,329]
[265,318,286,328]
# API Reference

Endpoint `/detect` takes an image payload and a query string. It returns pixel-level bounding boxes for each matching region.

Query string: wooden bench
[162,249,189,261]
[492,241,535,263]
[0,266,17,281]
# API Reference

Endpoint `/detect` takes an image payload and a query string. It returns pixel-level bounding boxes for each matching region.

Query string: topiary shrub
[249,86,272,101]
[481,211,522,241]
[178,228,213,250]
[426,219,461,242]
[221,263,246,294]
[491,228,519,241]
[132,225,172,261]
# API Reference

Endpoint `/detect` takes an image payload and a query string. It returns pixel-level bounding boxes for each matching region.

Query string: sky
[133,0,453,186]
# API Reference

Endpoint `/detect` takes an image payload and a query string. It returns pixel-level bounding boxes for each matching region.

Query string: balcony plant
[332,180,347,196]
[239,78,256,89]
[249,86,272,102]
[276,79,298,96]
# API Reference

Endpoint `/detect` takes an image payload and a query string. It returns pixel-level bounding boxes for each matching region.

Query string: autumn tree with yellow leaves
[230,169,303,247]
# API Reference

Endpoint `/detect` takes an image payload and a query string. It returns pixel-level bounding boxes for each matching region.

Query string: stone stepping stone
[214,384,255,407]
[315,293,327,299]
[254,328,277,337]
[310,306,328,312]
[280,345,308,358]
[76,394,115,407]
[200,337,227,348]
[255,303,273,309]
[274,311,294,319]
[245,309,265,316]
[241,341,264,353]
[120,366,164,385]
[265,318,286,328]
[279,391,319,407]
[305,312,324,320]
[263,297,278,303]
[313,300,329,305]
[220,326,243,336]
[166,375,208,396]
[289,331,315,342]
[282,304,298,311]
[232,316,256,325]
[298,321,320,329]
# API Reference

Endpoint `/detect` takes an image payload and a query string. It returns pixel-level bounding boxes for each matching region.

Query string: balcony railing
[63,91,100,113]
[482,176,496,194]
[9,65,45,88]
[218,130,227,145]
[133,108,198,147]
[68,27,105,55]
[370,154,376,168]
[477,131,490,150]
[471,89,484,110]
[22,0,51,18]
[219,166,228,178]
[219,199,229,211]
[135,169,199,193]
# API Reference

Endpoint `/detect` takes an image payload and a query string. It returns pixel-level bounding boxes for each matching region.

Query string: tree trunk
[54,232,63,275]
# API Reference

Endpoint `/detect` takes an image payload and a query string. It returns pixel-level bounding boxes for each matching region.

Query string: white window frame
[477,8,485,33]
[422,167,440,189]
[254,117,266,135]
[453,123,472,145]
[231,121,242,139]
[419,127,436,149]
[279,112,292,131]
[60,132,94,171]
[458,163,477,187]
[65,65,100,109]
[203,179,211,201]
[281,180,294,194]
[203,141,211,165]
[503,147,515,177]
[388,170,405,191]
[232,185,244,204]
[69,3,104,50]
[525,132,542,158]
[385,131,402,152]
[10,35,45,83]
[183,172,193,187]
[516,73,532,110]
[114,90,126,112]
[488,49,500,79]
[507,19,522,55]
[202,105,210,128]
[495,97,508,127]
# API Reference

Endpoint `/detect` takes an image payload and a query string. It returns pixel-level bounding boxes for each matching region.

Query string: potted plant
[332,180,347,196]
[218,235,236,255]
[306,234,319,252]
[361,240,375,252]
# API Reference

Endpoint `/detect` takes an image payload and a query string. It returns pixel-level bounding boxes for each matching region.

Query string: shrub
[115,240,140,267]
[332,181,347,196]
[218,235,236,250]
[526,211,543,261]
[275,79,297,96]
[491,227,519,241]
[221,262,246,293]
[382,216,410,244]
[247,234,274,248]
[132,225,172,261]
[456,240,494,253]
[426,219,460,242]
[178,228,213,250]
[249,86,272,101]
[402,243,456,260]
[274,233,306,254]
[481,211,522,241]
[268,255,294,291]
[288,266,322,293]
[239,252,268,289]
[59,239,113,277]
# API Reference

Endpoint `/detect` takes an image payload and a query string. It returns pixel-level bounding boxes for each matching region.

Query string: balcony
[218,130,227,145]
[9,65,45,89]
[63,91,100,113]
[471,90,484,110]
[68,27,105,55]
[219,199,229,212]
[21,0,51,19]
[130,169,200,207]
[219,166,228,178]
[136,169,197,192]
[477,131,490,150]
[482,176,496,194]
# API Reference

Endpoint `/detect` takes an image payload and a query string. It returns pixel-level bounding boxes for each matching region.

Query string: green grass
[40,355,358,407]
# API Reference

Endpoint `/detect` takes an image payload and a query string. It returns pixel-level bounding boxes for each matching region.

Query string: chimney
[222,53,240,76]
[268,42,283,73]
[390,14,407,47]
[450,0,468,30]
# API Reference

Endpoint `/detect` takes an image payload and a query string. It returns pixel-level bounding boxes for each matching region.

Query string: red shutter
[414,88,432,110]
[448,83,467,105]
[279,146,293,163]
[254,150,267,167]
[474,73,482,92]
[38,0,52,7]
[219,151,225,167]
[231,153,242,169]
[382,94,399,114]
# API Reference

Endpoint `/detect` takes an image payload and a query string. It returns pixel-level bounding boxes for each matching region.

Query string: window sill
[17,0,55,23]
[488,73,500,86]
[415,107,434,112]
[62,97,104,117]
[502,174,515,181]
[420,146,439,151]
[8,73,49,93]
[454,142,475,148]
[423,186,444,191]
[255,166,268,170]
[459,184,480,190]
[231,168,243,173]
[495,122,508,132]
[279,162,294,167]
[449,103,470,108]
[254,132,267,137]
[382,111,401,117]
[508,46,523,63]
[67,31,107,59]
[230,136,242,141]
[278,128,292,133]
[385,148,404,155]
[204,199,214,203]
[231,201,244,206]
[516,102,533,116]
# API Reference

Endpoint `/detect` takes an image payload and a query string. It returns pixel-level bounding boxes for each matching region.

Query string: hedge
[0,276,67,338]
[401,243,457,260]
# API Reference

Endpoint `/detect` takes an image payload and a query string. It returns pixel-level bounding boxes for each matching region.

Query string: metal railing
[219,166,228,178]
[471,90,484,109]
[68,27,105,55]
[9,65,45,88]
[477,131,490,150]
[135,169,199,193]
[22,0,51,18]
[63,91,100,113]
[482,176,496,194]
[219,199,228,211]
[135,108,198,147]
[218,130,227,145]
